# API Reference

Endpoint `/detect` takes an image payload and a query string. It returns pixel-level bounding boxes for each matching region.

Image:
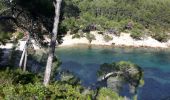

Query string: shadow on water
[61,61,100,86]
[100,49,117,54]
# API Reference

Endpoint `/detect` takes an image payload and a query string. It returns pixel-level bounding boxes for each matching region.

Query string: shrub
[72,33,81,39]
[17,32,24,39]
[48,82,86,99]
[96,25,105,31]
[130,29,143,40]
[0,32,11,44]
[86,33,96,43]
[61,17,77,31]
[133,23,145,30]
[1,82,88,100]
[97,88,124,100]
[78,30,85,37]
[0,69,91,100]
[103,35,113,42]
[152,33,169,42]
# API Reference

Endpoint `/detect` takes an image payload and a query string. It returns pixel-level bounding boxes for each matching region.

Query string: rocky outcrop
[97,61,143,96]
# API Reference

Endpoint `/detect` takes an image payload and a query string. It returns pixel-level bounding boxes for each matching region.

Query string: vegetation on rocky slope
[1,0,170,43]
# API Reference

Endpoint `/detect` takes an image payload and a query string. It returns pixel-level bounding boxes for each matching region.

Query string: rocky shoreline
[1,31,170,50]
[59,31,170,49]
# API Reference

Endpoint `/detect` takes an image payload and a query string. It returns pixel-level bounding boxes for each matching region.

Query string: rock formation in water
[97,61,144,96]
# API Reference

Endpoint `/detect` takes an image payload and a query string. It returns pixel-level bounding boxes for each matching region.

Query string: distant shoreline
[1,31,170,50]
[58,43,170,50]
[59,31,170,49]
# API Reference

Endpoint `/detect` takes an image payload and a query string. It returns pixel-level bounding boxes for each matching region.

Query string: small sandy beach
[1,31,170,49]
[59,31,170,48]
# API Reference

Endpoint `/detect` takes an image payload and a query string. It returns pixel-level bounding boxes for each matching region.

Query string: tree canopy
[1,0,170,42]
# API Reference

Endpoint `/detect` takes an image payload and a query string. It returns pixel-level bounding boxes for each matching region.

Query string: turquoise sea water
[56,45,170,100]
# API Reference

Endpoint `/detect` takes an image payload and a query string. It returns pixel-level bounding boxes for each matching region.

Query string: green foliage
[86,33,96,43]
[59,71,81,85]
[16,32,24,39]
[0,0,6,11]
[1,81,86,100]
[0,19,15,44]
[117,61,143,88]
[0,69,90,100]
[97,88,124,100]
[97,62,116,76]
[130,29,143,40]
[2,0,170,42]
[139,79,145,87]
[47,82,86,99]
[72,31,85,39]
[15,0,54,17]
[72,33,81,39]
[0,68,126,100]
[103,35,113,42]
[61,17,78,32]
[62,0,80,18]
[28,52,61,81]
[133,94,138,100]
[0,68,41,98]
[0,68,41,85]
[51,57,62,79]
[61,0,170,39]
[0,32,11,44]
[152,32,169,42]
[98,61,143,88]
[1,83,48,100]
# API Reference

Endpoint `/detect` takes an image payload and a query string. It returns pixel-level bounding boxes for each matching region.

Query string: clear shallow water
[56,45,170,100]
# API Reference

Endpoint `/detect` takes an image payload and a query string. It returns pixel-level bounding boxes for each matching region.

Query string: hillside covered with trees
[61,0,170,41]
[1,0,170,43]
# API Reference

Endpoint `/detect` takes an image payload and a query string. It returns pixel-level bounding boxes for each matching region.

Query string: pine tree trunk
[19,32,29,70]
[23,48,27,71]
[19,47,26,68]
[43,0,62,86]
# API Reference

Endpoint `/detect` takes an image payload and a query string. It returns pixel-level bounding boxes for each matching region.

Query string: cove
[56,45,170,100]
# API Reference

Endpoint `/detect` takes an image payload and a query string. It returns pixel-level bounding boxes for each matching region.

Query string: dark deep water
[56,45,170,100]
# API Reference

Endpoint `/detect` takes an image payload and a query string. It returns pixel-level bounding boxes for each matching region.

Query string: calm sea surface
[56,45,170,100]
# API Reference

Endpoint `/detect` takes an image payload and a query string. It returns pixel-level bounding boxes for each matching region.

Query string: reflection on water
[56,45,170,100]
